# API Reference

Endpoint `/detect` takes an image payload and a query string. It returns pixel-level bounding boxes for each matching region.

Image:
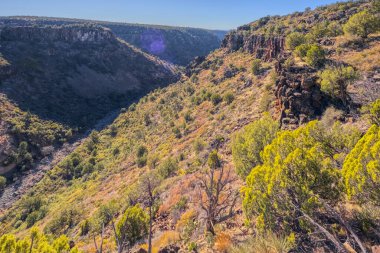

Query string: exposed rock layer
[221,33,285,61]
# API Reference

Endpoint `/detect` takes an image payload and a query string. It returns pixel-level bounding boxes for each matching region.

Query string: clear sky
[1,0,341,30]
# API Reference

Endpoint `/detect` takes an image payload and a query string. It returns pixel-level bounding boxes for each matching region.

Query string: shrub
[223,92,235,104]
[343,11,379,38]
[136,145,148,168]
[327,21,343,37]
[232,114,279,178]
[45,207,81,234]
[242,121,357,230]
[193,138,205,154]
[184,111,192,123]
[251,59,262,75]
[116,205,148,248]
[319,66,357,104]
[285,32,305,50]
[211,94,222,106]
[158,158,179,179]
[0,176,6,190]
[342,125,380,204]
[305,44,325,68]
[294,44,311,58]
[369,99,380,125]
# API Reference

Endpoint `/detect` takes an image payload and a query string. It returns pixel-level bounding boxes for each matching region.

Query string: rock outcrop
[275,61,326,129]
[221,32,285,61]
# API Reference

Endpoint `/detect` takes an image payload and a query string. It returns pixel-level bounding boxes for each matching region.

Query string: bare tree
[196,149,238,235]
[138,172,162,253]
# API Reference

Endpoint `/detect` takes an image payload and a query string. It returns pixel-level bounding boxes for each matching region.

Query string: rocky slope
[0,16,226,66]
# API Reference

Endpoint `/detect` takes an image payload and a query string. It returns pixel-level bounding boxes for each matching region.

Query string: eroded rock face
[0,24,115,43]
[275,61,326,129]
[221,33,285,61]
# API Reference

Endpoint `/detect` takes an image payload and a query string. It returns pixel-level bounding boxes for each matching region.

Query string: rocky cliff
[0,17,226,65]
[0,24,115,43]
[221,33,285,61]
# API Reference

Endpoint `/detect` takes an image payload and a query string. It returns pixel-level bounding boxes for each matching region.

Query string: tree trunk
[301,211,347,253]
[148,205,153,253]
[206,219,215,235]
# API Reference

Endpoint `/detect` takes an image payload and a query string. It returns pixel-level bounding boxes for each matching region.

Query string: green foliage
[242,121,358,230]
[207,150,221,169]
[91,201,119,233]
[326,22,343,37]
[251,59,262,75]
[136,145,148,168]
[18,195,47,228]
[193,138,205,154]
[116,205,148,248]
[343,11,380,38]
[0,228,80,253]
[158,158,179,179]
[15,142,33,171]
[223,92,235,105]
[285,32,305,50]
[211,93,222,106]
[319,66,358,103]
[342,125,380,204]
[368,99,380,125]
[232,114,279,178]
[0,176,6,190]
[294,44,311,58]
[305,44,325,68]
[45,207,81,234]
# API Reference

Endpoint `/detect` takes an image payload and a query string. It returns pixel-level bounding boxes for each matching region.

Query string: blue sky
[1,0,341,30]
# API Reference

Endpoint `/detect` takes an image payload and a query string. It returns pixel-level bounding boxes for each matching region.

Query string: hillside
[0,24,179,183]
[0,16,226,66]
[0,1,379,253]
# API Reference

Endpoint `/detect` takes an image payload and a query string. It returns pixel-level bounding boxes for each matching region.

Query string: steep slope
[0,24,179,180]
[0,17,226,66]
[0,1,379,253]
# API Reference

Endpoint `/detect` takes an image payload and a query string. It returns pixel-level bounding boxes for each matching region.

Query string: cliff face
[0,17,226,66]
[0,25,115,43]
[221,33,285,61]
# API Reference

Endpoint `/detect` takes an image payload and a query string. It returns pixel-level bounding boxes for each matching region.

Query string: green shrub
[211,94,222,106]
[294,44,311,58]
[232,114,279,178]
[326,21,343,37]
[158,158,179,179]
[343,11,379,38]
[45,207,81,234]
[116,205,148,248]
[369,99,380,125]
[136,145,148,168]
[251,59,262,75]
[285,32,305,50]
[319,66,357,103]
[0,176,6,190]
[193,138,205,154]
[342,125,380,203]
[223,92,235,104]
[305,45,325,68]
[80,219,91,236]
